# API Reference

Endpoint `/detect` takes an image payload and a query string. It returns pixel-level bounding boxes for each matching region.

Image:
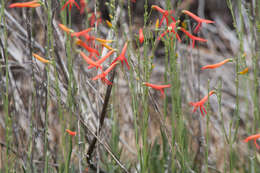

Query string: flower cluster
[151,5,216,48]
[8,0,255,155]
[58,23,130,85]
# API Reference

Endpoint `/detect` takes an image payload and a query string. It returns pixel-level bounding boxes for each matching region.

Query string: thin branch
[80,115,130,173]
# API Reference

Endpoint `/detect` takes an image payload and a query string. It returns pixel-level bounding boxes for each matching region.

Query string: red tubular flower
[182,10,215,33]
[88,50,115,69]
[111,42,130,70]
[189,90,215,117]
[89,53,99,61]
[80,0,86,14]
[143,82,171,97]
[92,62,119,85]
[83,34,96,47]
[76,39,99,56]
[71,28,93,37]
[179,27,207,48]
[158,21,181,42]
[89,12,102,27]
[61,0,80,11]
[80,51,102,70]
[66,129,76,136]
[244,134,260,149]
[152,5,176,27]
[139,28,144,44]
[201,58,233,70]
[9,0,41,8]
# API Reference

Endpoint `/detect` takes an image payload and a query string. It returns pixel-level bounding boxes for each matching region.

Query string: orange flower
[61,0,80,11]
[66,129,76,136]
[32,53,51,64]
[189,90,215,117]
[101,43,114,51]
[155,19,160,29]
[92,62,119,85]
[76,39,99,56]
[143,82,171,97]
[95,38,113,44]
[88,50,115,69]
[59,24,74,34]
[151,5,176,27]
[244,134,260,149]
[179,27,207,48]
[182,10,214,33]
[201,58,232,70]
[238,67,249,75]
[9,0,41,8]
[79,51,102,70]
[139,28,144,44]
[71,28,93,37]
[111,42,130,70]
[106,20,113,28]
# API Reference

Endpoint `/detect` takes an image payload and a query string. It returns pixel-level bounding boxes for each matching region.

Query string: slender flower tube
[59,24,74,34]
[95,38,114,44]
[111,42,130,70]
[32,53,51,64]
[88,50,115,69]
[189,90,215,117]
[80,51,102,70]
[9,0,41,8]
[155,19,160,30]
[244,134,260,149]
[66,129,76,136]
[101,43,114,51]
[143,82,171,97]
[76,39,99,56]
[61,0,80,11]
[179,27,207,48]
[71,28,93,37]
[106,20,113,28]
[139,28,144,44]
[201,58,233,70]
[182,10,214,33]
[152,5,176,27]
[92,62,119,85]
[238,67,249,75]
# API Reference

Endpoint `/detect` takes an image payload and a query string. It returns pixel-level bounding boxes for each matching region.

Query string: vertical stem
[226,0,243,171]
[141,0,151,172]
[1,1,10,172]
[44,0,54,172]
[205,81,210,173]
